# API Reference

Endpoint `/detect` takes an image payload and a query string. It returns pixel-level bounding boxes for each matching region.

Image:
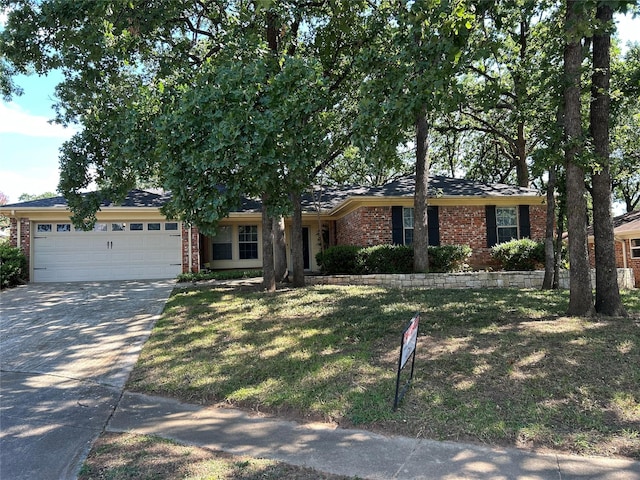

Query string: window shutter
[392,206,403,245]
[486,205,497,247]
[519,205,531,239]
[427,206,440,246]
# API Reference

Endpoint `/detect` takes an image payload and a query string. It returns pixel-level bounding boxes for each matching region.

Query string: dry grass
[126,285,640,459]
[79,432,355,480]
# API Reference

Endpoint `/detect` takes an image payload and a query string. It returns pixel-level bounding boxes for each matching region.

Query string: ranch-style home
[588,209,640,287]
[1,175,548,283]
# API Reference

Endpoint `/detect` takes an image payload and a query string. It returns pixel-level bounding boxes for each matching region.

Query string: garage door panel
[32,221,183,282]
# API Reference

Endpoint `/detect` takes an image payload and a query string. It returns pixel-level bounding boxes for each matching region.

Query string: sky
[1,13,639,204]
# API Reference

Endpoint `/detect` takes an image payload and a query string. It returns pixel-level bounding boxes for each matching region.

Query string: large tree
[589,1,626,316]
[355,0,478,272]
[1,0,364,290]
[563,0,595,316]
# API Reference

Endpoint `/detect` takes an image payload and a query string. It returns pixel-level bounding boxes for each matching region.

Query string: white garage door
[32,221,183,282]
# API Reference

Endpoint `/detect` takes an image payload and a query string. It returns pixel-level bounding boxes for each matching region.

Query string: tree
[356,0,477,273]
[1,1,365,290]
[589,1,626,316]
[611,44,640,212]
[18,192,57,202]
[563,0,595,316]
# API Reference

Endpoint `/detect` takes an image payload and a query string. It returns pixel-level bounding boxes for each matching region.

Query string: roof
[2,189,172,209]
[305,175,539,211]
[612,209,640,236]
[1,176,542,214]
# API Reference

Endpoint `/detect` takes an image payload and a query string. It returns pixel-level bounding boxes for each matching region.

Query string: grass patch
[79,432,354,479]
[176,269,262,283]
[128,286,640,459]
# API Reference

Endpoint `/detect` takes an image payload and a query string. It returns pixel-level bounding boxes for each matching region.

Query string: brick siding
[336,206,393,246]
[335,204,547,268]
[8,218,31,281]
[182,225,200,274]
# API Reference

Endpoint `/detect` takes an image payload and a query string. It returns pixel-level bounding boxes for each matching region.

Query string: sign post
[393,312,420,410]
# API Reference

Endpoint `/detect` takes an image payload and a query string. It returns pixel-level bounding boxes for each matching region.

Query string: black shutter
[427,206,440,246]
[486,205,497,247]
[519,205,531,239]
[392,206,403,245]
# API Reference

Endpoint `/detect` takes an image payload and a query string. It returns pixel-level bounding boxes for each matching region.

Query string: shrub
[491,238,545,271]
[315,245,363,274]
[427,245,472,272]
[359,244,413,274]
[0,242,27,289]
[316,244,473,274]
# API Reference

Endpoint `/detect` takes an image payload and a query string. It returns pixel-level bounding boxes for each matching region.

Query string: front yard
[127,285,640,460]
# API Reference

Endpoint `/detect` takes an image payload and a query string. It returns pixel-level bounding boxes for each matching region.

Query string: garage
[31,220,183,282]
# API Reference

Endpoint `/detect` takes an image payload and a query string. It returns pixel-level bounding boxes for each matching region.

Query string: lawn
[79,432,354,480]
[127,285,640,460]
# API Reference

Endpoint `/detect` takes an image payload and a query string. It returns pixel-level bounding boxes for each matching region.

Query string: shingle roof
[2,176,541,213]
[2,189,172,208]
[303,175,540,211]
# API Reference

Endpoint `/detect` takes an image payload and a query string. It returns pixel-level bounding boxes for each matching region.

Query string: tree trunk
[554,200,565,290]
[515,123,529,188]
[273,216,288,282]
[262,199,276,292]
[413,108,430,273]
[564,0,594,316]
[542,166,557,289]
[290,192,305,287]
[590,2,626,316]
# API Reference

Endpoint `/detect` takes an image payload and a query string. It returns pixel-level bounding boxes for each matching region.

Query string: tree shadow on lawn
[127,286,640,460]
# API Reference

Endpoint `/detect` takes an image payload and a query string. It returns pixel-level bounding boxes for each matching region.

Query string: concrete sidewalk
[108,391,640,480]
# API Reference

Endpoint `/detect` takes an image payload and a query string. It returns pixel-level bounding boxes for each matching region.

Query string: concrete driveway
[0,280,175,480]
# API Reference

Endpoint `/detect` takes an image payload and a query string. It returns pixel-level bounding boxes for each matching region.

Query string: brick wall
[182,225,200,273]
[588,239,639,287]
[439,206,493,267]
[335,204,547,268]
[336,206,393,246]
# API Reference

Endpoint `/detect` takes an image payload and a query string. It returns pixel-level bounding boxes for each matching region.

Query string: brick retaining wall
[306,269,635,290]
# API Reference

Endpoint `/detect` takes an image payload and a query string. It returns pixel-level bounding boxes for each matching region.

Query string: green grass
[128,286,640,459]
[79,432,353,479]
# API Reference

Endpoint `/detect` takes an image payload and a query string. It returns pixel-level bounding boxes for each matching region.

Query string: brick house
[1,175,546,282]
[588,209,640,287]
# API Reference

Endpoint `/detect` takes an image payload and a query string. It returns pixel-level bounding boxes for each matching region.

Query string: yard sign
[393,312,420,410]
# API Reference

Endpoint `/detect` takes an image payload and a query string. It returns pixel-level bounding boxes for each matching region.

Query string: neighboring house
[0,176,546,283]
[588,209,640,287]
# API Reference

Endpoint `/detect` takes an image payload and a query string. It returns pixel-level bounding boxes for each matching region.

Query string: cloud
[0,168,60,204]
[0,102,78,138]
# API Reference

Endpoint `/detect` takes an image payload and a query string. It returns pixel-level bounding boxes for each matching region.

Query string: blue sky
[1,13,639,204]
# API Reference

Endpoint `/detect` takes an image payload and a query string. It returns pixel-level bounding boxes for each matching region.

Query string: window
[147,223,161,231]
[496,207,518,243]
[238,225,259,259]
[403,207,414,245]
[212,226,233,260]
[165,222,178,231]
[130,223,143,231]
[632,239,640,259]
[37,224,52,233]
[93,223,108,232]
[112,223,126,231]
[56,224,71,232]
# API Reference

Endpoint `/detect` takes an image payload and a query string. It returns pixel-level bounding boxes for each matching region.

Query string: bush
[316,245,363,274]
[360,244,413,274]
[0,242,27,289]
[427,245,472,272]
[491,238,545,271]
[316,244,473,275]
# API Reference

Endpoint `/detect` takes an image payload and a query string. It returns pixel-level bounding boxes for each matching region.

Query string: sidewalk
[107,391,640,480]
